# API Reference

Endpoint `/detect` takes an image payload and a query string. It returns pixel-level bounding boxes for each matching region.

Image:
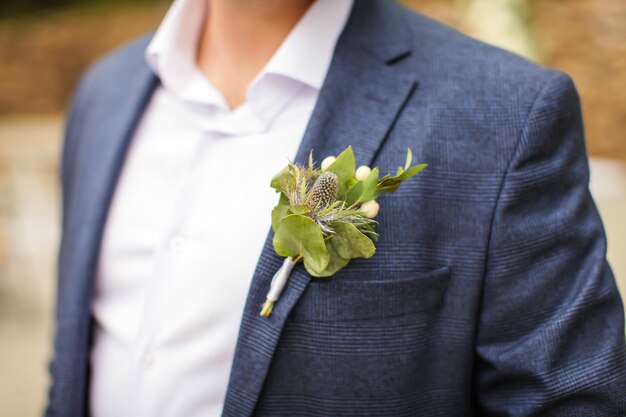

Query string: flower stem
[259,300,274,317]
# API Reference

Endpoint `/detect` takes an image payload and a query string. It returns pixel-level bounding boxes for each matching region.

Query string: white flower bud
[321,156,336,171]
[355,165,372,181]
[360,200,380,218]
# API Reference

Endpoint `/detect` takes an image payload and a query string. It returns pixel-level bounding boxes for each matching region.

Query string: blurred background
[0,0,624,415]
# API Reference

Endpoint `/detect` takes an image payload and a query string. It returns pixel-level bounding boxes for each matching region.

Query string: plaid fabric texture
[46,1,626,416]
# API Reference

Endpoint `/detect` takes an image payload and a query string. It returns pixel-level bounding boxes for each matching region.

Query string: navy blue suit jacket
[46,0,626,415]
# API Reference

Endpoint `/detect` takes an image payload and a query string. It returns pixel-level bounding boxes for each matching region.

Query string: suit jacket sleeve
[474,71,626,415]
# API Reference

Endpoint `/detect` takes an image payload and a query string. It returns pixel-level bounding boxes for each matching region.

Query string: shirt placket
[129,131,214,389]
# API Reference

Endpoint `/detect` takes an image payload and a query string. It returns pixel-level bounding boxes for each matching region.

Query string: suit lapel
[221,1,418,416]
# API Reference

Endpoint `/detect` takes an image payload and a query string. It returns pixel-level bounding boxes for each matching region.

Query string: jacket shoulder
[380,2,578,170]
[392,2,559,93]
[74,32,154,101]
[61,33,155,194]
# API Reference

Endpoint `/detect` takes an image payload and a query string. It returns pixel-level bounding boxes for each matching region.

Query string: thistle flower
[281,164,376,237]
[306,172,338,212]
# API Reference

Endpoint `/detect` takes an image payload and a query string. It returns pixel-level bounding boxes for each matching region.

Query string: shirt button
[169,235,186,252]
[141,351,155,367]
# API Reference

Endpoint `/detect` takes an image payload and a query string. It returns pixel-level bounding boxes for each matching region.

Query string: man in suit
[45,0,626,415]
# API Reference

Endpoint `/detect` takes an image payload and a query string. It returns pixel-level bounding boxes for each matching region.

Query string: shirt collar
[256,0,354,90]
[146,0,353,96]
[145,0,354,132]
[146,0,227,107]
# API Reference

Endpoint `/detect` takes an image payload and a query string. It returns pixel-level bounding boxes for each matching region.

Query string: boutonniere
[260,146,426,317]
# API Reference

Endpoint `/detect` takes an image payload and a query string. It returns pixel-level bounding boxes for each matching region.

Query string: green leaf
[312,240,350,277]
[344,182,363,205]
[326,146,356,197]
[288,205,309,215]
[377,163,427,195]
[345,167,380,204]
[270,165,294,193]
[404,147,413,170]
[358,167,380,202]
[375,183,400,194]
[330,221,376,259]
[271,193,290,232]
[359,221,379,242]
[311,222,377,277]
[273,215,330,274]
[396,163,427,182]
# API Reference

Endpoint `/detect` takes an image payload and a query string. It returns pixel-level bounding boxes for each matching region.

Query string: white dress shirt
[89,0,354,416]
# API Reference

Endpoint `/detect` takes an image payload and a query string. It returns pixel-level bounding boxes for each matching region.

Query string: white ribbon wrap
[266,257,297,302]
